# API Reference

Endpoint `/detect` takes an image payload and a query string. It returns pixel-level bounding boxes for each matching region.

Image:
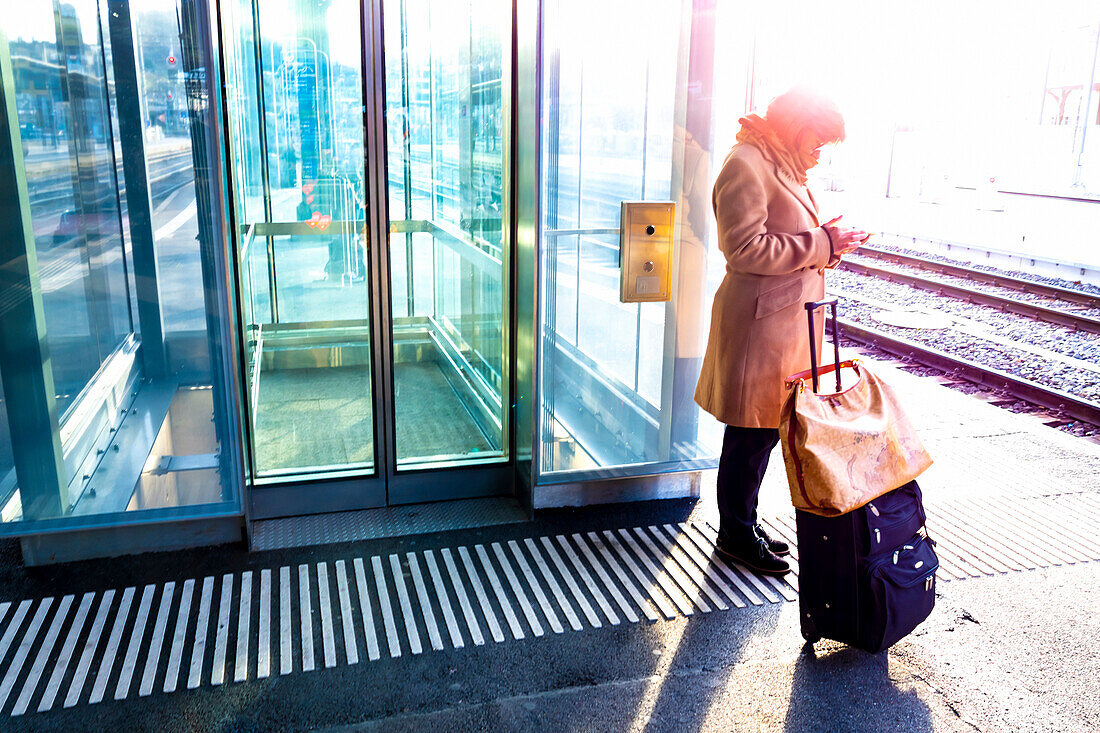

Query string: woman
[694,87,868,575]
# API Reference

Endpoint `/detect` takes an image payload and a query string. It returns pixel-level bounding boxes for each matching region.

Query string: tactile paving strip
[0,493,1097,717]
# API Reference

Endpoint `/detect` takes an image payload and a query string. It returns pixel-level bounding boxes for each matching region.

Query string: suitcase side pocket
[861,535,939,653]
[864,481,926,555]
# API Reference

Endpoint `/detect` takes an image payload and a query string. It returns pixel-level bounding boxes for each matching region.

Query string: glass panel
[574,232,643,389]
[131,5,205,334]
[220,0,264,227]
[538,0,714,477]
[220,0,376,478]
[0,0,242,531]
[385,0,509,468]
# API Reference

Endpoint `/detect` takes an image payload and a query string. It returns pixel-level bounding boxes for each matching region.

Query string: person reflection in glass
[298,150,367,284]
[694,87,869,575]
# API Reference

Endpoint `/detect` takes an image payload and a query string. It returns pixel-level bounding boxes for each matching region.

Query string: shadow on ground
[782,644,934,732]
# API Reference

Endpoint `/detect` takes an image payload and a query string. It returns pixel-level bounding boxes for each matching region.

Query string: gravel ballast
[825,269,1100,406]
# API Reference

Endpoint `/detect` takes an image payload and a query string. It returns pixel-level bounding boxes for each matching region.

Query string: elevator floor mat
[255,366,374,473]
[393,362,495,461]
[253,362,494,474]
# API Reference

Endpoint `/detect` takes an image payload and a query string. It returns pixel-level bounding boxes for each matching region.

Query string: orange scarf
[735,114,817,185]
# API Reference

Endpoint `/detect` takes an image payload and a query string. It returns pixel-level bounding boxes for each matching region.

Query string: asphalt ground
[0,492,1096,733]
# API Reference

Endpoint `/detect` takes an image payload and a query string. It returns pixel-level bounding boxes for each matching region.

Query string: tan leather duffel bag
[779,301,933,517]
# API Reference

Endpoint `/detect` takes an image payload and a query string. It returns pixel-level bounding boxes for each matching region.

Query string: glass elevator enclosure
[534,0,718,488]
[219,0,512,515]
[0,0,726,562]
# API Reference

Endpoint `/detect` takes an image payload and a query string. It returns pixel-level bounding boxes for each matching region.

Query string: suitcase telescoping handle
[805,299,842,394]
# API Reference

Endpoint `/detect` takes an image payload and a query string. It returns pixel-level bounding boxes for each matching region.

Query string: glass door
[219,0,511,516]
[381,0,510,502]
[221,0,382,514]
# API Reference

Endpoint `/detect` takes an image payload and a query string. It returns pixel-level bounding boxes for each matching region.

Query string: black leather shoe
[754,523,790,556]
[715,535,791,576]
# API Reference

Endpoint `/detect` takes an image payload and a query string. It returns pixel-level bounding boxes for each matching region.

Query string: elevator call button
[619,201,675,303]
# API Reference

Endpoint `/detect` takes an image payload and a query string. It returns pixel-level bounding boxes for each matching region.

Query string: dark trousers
[716,425,780,541]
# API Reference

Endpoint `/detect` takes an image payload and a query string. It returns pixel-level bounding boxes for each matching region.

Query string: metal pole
[745,34,756,113]
[885,125,897,199]
[513,0,540,502]
[633,55,651,393]
[831,303,841,393]
[1073,14,1100,188]
[399,0,415,316]
[807,304,819,394]
[1039,48,1051,125]
[657,0,715,460]
[542,28,560,471]
[96,2,136,339]
[107,0,168,378]
[250,0,278,322]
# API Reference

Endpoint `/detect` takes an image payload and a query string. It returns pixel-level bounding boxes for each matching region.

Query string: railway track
[836,317,1100,429]
[875,231,1100,289]
[855,245,1099,309]
[830,247,1100,435]
[839,251,1100,335]
[26,150,194,210]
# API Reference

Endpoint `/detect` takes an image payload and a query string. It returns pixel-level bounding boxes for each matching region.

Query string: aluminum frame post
[512,0,539,508]
[249,0,278,323]
[0,29,70,520]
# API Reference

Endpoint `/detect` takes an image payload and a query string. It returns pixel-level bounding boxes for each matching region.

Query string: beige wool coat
[694,142,839,429]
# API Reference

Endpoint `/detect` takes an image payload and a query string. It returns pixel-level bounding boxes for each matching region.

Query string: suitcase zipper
[864,493,920,551]
[892,545,914,565]
[866,536,939,601]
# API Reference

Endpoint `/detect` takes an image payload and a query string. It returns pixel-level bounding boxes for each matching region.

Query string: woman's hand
[823,215,870,256]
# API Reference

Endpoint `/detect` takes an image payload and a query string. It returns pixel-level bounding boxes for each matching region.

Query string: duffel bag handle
[785,359,861,390]
[805,299,842,394]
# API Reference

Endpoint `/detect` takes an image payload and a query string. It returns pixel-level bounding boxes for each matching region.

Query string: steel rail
[837,318,1100,427]
[838,258,1100,335]
[856,245,1100,308]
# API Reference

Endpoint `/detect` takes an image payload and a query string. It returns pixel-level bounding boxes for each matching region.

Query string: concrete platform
[0,356,1096,731]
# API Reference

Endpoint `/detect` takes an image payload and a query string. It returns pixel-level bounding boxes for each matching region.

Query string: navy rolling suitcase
[794,302,938,653]
[797,480,938,652]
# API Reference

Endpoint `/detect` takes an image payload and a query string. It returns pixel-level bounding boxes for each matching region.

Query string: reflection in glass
[131,4,205,333]
[385,0,509,467]
[13,4,133,419]
[221,0,375,477]
[0,0,242,530]
[539,0,711,475]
